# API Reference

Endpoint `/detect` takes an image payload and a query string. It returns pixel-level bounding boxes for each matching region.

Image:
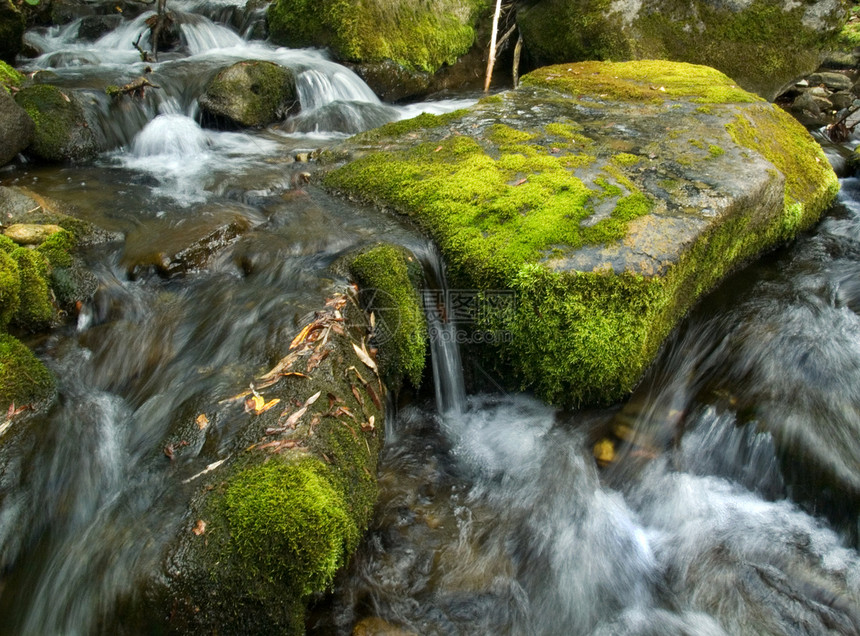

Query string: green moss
[612,152,641,167]
[202,61,295,127]
[726,104,839,237]
[0,332,54,409]
[0,249,20,329]
[349,244,427,388]
[268,0,491,73]
[0,59,23,92]
[708,144,725,158]
[351,109,468,143]
[36,229,74,268]
[522,61,762,105]
[10,247,53,332]
[219,456,358,596]
[838,5,860,48]
[327,128,653,289]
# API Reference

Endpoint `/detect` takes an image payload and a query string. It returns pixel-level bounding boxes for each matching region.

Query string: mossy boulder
[516,0,846,101]
[163,292,385,634]
[198,60,298,129]
[0,247,20,329]
[13,85,99,162]
[9,247,54,332]
[267,0,491,75]
[348,243,427,389]
[0,60,24,92]
[0,333,54,410]
[322,60,838,407]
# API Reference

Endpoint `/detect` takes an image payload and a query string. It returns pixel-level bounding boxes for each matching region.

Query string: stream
[1,2,860,634]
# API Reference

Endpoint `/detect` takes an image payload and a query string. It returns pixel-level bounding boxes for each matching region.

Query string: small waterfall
[416,244,467,417]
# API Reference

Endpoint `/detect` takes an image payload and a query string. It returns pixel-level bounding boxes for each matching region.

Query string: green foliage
[10,247,52,332]
[220,456,359,596]
[0,332,53,409]
[349,244,427,388]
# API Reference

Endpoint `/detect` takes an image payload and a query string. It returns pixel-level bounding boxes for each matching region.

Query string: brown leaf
[196,413,209,430]
[361,415,375,432]
[192,520,206,536]
[352,342,378,373]
[365,382,382,410]
[351,384,364,407]
[164,445,175,460]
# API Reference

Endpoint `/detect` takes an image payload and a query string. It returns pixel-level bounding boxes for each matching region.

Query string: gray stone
[0,88,33,166]
[830,91,855,110]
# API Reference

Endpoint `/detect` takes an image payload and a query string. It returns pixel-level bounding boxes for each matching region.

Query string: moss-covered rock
[348,243,427,388]
[0,333,54,410]
[267,0,491,74]
[14,84,98,162]
[10,247,54,332]
[164,292,385,633]
[0,0,25,64]
[517,0,846,101]
[198,60,297,129]
[322,60,838,407]
[0,248,20,329]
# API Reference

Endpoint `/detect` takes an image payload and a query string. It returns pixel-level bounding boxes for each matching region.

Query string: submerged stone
[322,60,838,407]
[516,0,846,101]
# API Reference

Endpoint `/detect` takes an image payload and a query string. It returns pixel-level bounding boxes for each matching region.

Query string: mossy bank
[322,60,837,407]
[516,0,845,100]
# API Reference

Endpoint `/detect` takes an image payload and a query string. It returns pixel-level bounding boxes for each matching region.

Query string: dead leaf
[245,395,280,415]
[352,342,378,373]
[513,177,528,186]
[196,414,209,430]
[192,520,206,536]
[361,415,375,432]
[290,323,315,350]
[351,384,364,407]
[365,383,382,410]
[182,457,229,484]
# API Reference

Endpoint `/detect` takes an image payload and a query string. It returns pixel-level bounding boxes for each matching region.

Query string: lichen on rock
[323,60,838,406]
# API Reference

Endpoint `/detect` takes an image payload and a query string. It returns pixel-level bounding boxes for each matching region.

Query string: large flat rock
[322,61,838,406]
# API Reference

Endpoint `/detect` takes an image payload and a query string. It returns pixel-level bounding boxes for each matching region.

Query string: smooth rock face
[516,0,845,101]
[323,61,838,406]
[198,60,297,128]
[0,88,33,166]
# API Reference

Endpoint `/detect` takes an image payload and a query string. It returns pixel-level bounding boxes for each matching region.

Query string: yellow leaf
[196,414,209,430]
[352,342,378,373]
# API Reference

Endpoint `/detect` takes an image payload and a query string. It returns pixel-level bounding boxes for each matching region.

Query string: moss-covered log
[322,60,838,407]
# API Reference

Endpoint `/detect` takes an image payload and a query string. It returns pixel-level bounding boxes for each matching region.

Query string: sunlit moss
[0,333,54,410]
[10,247,53,332]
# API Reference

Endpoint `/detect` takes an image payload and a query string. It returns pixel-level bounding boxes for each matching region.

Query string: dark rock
[77,14,123,41]
[0,0,25,63]
[830,90,855,110]
[199,60,298,129]
[50,0,96,25]
[0,88,34,167]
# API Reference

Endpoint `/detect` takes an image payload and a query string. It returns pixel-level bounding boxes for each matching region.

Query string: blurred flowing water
[0,2,859,634]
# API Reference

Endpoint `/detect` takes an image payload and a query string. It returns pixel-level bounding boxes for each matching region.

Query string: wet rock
[323,60,838,406]
[120,207,255,278]
[77,14,123,41]
[353,617,418,636]
[806,71,853,92]
[0,88,34,167]
[516,0,845,101]
[198,60,298,129]
[13,85,98,162]
[3,223,64,245]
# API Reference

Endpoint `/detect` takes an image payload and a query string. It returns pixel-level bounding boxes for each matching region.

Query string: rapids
[0,2,859,634]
